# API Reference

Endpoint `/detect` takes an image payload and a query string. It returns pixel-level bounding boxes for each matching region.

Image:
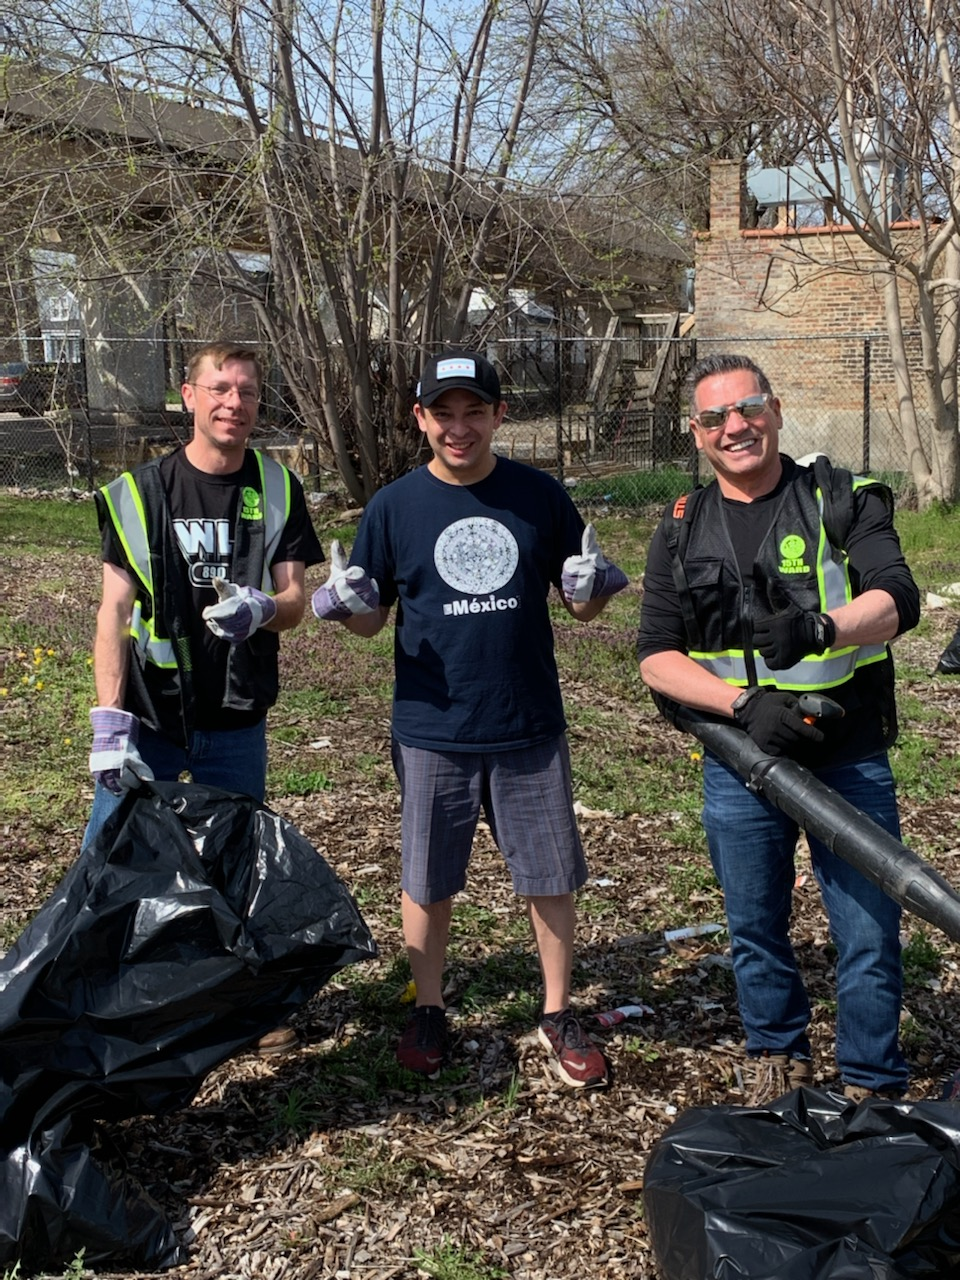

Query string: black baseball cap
[416,350,501,407]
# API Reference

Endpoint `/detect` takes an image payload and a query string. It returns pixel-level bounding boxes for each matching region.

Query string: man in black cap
[312,349,628,1088]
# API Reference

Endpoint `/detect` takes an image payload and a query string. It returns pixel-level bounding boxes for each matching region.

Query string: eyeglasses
[191,382,259,405]
[692,393,771,432]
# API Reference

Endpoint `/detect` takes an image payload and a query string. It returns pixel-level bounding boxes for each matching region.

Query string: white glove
[311,539,380,619]
[202,577,278,643]
[561,524,629,604]
[89,707,155,796]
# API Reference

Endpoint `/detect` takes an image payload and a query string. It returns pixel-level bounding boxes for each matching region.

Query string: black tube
[675,705,960,944]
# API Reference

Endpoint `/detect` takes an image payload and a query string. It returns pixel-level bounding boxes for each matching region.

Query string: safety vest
[100,451,290,670]
[97,450,291,738]
[663,459,892,694]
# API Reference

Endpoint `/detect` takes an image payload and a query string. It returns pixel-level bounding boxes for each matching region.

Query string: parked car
[0,360,85,417]
[0,362,30,413]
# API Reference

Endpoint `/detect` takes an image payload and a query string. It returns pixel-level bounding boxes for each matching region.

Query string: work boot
[842,1083,905,1103]
[739,1051,813,1105]
[256,1024,299,1056]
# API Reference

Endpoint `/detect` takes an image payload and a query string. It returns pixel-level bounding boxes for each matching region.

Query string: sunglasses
[692,393,771,432]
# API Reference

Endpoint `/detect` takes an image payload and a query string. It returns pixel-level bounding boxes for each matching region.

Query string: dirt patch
[3,543,960,1279]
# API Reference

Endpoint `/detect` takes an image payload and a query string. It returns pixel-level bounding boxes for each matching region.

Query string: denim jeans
[702,750,907,1093]
[82,719,268,851]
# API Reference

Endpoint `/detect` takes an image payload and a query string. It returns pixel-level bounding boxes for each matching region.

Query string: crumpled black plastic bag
[0,782,378,1271]
[644,1087,960,1279]
[937,620,960,674]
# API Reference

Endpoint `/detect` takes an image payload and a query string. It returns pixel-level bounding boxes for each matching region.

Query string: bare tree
[540,0,960,505]
[535,0,812,229]
[705,0,960,506]
[3,0,658,501]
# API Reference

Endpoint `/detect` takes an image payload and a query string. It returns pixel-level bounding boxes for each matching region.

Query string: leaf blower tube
[672,701,960,944]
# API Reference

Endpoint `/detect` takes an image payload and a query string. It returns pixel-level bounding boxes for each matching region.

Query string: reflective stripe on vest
[100,452,291,669]
[253,452,292,592]
[100,471,178,669]
[689,481,887,691]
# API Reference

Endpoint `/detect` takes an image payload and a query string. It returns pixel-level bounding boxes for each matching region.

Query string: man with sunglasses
[637,352,919,1104]
[83,342,323,1052]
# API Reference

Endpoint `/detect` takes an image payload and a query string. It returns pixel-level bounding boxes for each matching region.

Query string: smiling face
[690,367,783,500]
[414,387,507,485]
[181,355,260,472]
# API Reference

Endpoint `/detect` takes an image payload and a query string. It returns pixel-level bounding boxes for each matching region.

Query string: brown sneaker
[256,1025,299,1056]
[396,1005,448,1078]
[538,1008,609,1089]
[740,1052,813,1105]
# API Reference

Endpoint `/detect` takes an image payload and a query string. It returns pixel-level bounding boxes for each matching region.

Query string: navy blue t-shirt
[352,457,585,751]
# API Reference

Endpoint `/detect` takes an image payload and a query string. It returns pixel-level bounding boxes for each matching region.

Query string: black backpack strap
[811,454,855,553]
[662,487,706,650]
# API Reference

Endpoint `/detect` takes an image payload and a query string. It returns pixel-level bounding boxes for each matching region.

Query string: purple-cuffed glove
[561,524,629,604]
[89,706,155,795]
[202,577,278,643]
[311,539,380,620]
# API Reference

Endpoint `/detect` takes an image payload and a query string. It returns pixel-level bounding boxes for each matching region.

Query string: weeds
[413,1238,507,1280]
[902,930,942,989]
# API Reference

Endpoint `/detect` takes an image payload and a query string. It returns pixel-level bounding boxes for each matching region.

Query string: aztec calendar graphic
[434,517,519,594]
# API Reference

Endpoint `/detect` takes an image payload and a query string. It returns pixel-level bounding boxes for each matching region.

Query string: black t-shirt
[102,448,324,730]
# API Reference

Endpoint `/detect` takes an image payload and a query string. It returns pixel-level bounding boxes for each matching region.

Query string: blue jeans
[703,751,907,1093]
[82,720,268,850]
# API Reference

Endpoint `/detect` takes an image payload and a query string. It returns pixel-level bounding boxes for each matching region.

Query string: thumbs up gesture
[202,577,278,643]
[561,524,629,603]
[311,540,380,620]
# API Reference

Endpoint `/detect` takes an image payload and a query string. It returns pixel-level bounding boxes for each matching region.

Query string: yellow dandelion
[33,655,42,666]
[690,750,702,762]
[64,736,72,745]
[21,675,29,684]
[0,688,7,697]
[33,646,43,657]
[35,681,44,691]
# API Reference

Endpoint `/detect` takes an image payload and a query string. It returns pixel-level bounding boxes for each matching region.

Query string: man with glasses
[637,352,919,1104]
[84,342,323,1052]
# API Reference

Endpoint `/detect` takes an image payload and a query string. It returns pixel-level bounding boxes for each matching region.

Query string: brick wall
[694,160,928,471]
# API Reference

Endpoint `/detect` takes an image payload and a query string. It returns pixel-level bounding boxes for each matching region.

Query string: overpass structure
[0,61,688,428]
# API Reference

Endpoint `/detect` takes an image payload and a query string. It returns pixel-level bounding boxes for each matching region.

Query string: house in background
[694,158,928,472]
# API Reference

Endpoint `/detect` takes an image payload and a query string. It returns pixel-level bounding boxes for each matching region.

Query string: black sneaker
[538,1008,609,1089]
[396,1005,448,1078]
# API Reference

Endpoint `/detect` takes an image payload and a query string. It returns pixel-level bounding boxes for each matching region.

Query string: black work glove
[733,688,825,757]
[753,603,836,670]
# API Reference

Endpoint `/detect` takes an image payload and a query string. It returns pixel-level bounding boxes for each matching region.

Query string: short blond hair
[185,342,264,389]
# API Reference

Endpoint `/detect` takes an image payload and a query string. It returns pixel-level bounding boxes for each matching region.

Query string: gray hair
[686,353,774,404]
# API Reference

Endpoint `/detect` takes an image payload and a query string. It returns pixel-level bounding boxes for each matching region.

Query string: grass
[569,467,692,509]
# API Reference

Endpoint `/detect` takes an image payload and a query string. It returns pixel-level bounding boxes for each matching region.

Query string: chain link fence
[0,332,923,511]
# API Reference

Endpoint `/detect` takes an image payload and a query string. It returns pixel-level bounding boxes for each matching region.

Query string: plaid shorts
[391,735,588,905]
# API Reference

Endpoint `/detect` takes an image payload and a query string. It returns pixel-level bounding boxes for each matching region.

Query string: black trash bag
[0,781,378,1271]
[937,620,960,674]
[644,1088,960,1280]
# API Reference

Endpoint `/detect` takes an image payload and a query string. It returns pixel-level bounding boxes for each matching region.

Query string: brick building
[694,159,929,472]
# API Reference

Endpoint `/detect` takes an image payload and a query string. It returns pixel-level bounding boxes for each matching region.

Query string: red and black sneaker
[538,1008,609,1089]
[396,1005,448,1078]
